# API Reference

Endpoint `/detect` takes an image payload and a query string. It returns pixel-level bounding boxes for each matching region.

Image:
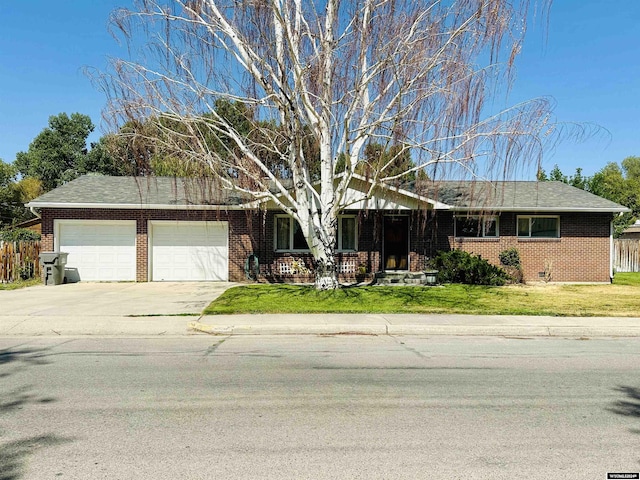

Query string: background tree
[100,0,556,289]
[536,167,548,181]
[15,113,95,191]
[589,158,640,236]
[539,159,640,236]
[548,164,567,183]
[81,135,133,176]
[360,143,415,186]
[0,160,43,227]
[539,164,589,190]
[0,160,17,226]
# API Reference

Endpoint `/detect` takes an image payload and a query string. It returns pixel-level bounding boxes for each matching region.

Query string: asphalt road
[1,335,639,479]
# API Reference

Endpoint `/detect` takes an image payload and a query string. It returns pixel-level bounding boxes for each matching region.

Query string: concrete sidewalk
[1,312,639,337]
[189,313,640,337]
[0,314,198,336]
[1,283,639,337]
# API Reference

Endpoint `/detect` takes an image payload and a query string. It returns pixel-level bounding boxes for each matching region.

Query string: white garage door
[57,221,136,281]
[150,221,228,281]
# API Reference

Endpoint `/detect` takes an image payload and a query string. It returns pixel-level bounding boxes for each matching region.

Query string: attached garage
[55,220,137,282]
[149,221,229,281]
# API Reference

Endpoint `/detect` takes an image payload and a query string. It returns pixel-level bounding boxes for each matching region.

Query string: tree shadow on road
[0,345,73,479]
[0,345,55,413]
[0,434,72,480]
[608,386,640,435]
[0,346,50,366]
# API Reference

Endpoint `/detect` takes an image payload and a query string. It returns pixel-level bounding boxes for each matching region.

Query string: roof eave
[348,172,449,209]
[448,206,630,213]
[26,202,248,210]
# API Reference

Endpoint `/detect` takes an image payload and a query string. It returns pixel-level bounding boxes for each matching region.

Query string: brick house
[26,175,628,284]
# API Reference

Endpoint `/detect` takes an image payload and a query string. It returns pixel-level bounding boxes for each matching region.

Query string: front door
[383,215,409,271]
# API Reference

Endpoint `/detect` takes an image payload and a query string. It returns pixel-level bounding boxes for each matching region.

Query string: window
[275,215,358,251]
[338,216,357,251]
[275,215,308,251]
[517,216,559,238]
[454,216,498,238]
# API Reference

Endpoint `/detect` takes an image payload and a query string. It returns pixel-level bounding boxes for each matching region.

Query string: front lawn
[204,274,640,316]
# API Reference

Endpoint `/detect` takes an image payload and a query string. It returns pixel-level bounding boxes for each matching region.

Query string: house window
[338,216,357,251]
[517,216,559,238]
[275,215,358,252]
[275,215,309,251]
[454,215,498,238]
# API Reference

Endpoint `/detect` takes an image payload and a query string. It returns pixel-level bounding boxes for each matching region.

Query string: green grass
[125,313,201,317]
[612,272,640,286]
[0,278,42,291]
[204,274,640,317]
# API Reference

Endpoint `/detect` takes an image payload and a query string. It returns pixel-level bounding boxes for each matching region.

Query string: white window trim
[337,215,358,252]
[517,215,560,238]
[274,215,309,252]
[274,214,358,252]
[454,215,499,238]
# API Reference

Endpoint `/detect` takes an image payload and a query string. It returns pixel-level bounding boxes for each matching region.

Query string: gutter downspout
[610,216,616,282]
[29,206,41,219]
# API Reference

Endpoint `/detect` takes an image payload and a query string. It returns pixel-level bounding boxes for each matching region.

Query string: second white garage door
[150,221,229,281]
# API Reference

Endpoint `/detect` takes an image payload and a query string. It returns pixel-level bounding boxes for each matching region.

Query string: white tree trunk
[104,0,558,290]
[313,246,339,290]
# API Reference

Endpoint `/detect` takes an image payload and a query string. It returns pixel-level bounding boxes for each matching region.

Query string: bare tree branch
[96,0,561,289]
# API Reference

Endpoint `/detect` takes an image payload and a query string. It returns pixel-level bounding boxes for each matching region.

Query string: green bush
[499,248,521,267]
[499,248,524,284]
[0,228,41,242]
[433,250,510,286]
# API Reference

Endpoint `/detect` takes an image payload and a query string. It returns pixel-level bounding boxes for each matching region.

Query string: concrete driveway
[0,282,237,318]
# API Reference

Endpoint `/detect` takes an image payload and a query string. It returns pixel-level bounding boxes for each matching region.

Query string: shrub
[499,248,524,284]
[0,228,41,242]
[499,248,521,267]
[433,250,510,286]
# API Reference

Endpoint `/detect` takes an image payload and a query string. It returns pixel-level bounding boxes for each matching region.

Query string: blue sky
[1,1,638,179]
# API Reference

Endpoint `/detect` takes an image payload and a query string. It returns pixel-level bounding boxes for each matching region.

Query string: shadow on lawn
[0,346,73,480]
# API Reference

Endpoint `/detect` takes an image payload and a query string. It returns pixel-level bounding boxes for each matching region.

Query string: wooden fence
[614,239,640,273]
[0,241,41,283]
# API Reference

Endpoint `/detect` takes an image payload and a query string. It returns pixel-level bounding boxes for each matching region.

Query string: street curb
[188,321,387,335]
[187,321,640,337]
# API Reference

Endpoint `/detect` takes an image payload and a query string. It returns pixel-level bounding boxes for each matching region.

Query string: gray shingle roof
[27,175,250,207]
[27,175,628,213]
[416,180,628,212]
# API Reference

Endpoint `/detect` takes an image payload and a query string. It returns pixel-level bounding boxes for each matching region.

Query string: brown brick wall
[254,210,382,282]
[41,208,255,283]
[41,208,614,283]
[255,210,439,281]
[433,212,613,283]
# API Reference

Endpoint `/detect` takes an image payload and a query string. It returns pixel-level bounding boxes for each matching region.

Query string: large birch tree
[102,0,555,289]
